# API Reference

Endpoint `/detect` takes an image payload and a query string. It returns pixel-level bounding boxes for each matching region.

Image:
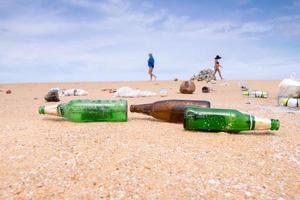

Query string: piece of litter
[114,87,156,98]
[61,89,88,96]
[159,88,168,97]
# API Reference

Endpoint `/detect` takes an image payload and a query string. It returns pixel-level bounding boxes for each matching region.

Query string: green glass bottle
[39,99,127,122]
[184,107,279,133]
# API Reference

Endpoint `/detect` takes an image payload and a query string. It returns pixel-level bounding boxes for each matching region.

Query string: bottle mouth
[39,106,45,114]
[130,105,135,112]
[271,119,280,130]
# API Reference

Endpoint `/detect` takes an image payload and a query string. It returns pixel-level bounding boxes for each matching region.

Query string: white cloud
[0,0,299,83]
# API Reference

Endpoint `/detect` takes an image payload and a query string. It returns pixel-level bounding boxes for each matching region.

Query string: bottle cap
[271,119,280,130]
[39,106,45,114]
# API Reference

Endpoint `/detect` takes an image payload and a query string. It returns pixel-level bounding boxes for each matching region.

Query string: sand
[0,80,299,199]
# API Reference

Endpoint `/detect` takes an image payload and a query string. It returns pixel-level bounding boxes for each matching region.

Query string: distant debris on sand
[102,88,117,93]
[191,68,215,82]
[115,87,156,98]
[6,90,12,94]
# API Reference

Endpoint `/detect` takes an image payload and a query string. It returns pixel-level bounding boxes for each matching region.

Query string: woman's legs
[217,69,223,80]
[213,69,223,80]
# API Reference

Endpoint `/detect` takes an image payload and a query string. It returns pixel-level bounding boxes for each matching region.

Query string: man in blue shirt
[148,53,157,81]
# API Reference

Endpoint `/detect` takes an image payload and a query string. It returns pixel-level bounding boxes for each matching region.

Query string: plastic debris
[50,87,60,92]
[240,81,251,91]
[114,87,156,98]
[159,88,168,97]
[278,78,300,98]
[278,73,300,108]
[61,89,88,96]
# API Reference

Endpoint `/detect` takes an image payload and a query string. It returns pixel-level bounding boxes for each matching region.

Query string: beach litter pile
[114,86,156,98]
[191,68,215,82]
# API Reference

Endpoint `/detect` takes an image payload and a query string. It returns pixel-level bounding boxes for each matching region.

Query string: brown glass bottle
[130,99,211,123]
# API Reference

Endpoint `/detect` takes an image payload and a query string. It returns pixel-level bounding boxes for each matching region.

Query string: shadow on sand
[229,131,276,136]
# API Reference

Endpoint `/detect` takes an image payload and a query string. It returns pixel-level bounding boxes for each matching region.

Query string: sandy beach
[0,80,299,199]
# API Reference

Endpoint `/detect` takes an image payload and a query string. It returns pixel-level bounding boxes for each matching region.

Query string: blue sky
[0,0,299,83]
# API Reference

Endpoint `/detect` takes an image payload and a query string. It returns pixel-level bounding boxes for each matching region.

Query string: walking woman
[213,55,224,80]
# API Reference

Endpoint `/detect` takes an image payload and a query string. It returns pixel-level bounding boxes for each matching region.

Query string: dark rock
[6,90,12,94]
[44,90,60,102]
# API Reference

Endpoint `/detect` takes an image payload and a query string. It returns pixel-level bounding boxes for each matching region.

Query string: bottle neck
[39,104,61,116]
[253,116,280,130]
[130,103,152,115]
